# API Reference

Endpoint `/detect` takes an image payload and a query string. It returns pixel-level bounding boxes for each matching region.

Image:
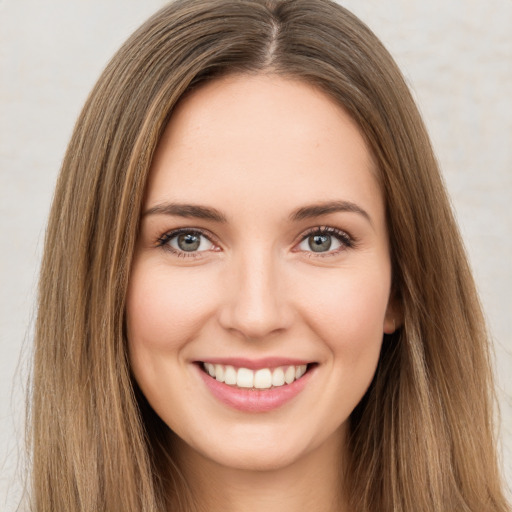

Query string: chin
[216,444,305,472]
[173,419,345,475]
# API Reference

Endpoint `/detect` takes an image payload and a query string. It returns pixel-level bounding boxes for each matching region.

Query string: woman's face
[126,74,396,472]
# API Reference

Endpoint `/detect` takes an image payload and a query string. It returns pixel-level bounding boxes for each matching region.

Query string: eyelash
[155,226,355,258]
[297,226,355,257]
[156,228,217,258]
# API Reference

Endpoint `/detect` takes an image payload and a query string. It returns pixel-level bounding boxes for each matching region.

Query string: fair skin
[126,74,396,512]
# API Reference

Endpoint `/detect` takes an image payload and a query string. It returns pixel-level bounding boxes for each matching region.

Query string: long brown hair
[29,0,509,510]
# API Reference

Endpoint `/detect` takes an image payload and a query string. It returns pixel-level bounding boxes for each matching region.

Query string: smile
[197,360,316,413]
[202,362,308,389]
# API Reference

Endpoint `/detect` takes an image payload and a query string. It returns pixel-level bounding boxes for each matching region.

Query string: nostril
[217,279,294,340]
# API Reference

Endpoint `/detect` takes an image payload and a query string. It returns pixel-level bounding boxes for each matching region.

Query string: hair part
[30,1,509,511]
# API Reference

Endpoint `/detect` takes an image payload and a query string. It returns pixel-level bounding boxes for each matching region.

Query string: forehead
[146,74,383,225]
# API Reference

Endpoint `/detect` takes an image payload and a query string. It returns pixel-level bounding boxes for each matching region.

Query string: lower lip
[197,365,314,413]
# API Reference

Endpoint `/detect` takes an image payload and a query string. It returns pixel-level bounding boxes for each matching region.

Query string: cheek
[125,262,216,354]
[125,261,218,421]
[294,263,390,360]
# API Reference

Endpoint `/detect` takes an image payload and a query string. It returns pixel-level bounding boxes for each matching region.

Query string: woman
[30,0,510,511]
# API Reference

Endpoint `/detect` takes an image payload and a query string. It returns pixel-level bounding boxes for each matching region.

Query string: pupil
[177,233,200,251]
[309,234,331,252]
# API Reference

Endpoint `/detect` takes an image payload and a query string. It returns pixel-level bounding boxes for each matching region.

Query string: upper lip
[197,357,313,370]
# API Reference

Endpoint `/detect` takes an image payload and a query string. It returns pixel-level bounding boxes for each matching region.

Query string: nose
[218,249,293,340]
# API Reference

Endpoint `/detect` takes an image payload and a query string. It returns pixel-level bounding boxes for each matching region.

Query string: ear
[383,293,402,334]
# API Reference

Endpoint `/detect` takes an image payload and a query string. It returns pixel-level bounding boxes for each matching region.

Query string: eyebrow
[289,200,372,225]
[143,200,372,225]
[142,202,227,222]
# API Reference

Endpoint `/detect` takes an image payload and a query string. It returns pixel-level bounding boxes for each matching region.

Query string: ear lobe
[383,316,396,334]
[383,295,402,334]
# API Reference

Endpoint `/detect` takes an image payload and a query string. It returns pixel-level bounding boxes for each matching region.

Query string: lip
[199,357,311,370]
[195,361,316,413]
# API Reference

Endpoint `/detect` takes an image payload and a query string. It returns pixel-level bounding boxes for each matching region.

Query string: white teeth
[224,365,237,385]
[254,369,272,389]
[237,368,254,388]
[202,363,309,389]
[271,367,285,387]
[206,363,215,377]
[295,365,307,379]
[215,364,225,382]
[284,366,295,384]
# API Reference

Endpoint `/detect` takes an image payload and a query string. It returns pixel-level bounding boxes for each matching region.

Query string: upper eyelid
[299,225,350,236]
[158,227,216,242]
[297,226,353,242]
[156,228,220,253]
[156,225,354,252]
[294,226,355,255]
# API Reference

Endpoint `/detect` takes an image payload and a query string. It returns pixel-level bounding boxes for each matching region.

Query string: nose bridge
[219,244,290,339]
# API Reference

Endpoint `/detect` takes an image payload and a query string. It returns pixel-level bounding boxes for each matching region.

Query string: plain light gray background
[1,0,511,509]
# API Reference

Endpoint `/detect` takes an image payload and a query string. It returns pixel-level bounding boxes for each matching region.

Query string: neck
[170,428,348,512]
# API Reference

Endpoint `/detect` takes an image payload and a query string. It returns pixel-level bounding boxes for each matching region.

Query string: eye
[296,227,353,255]
[157,229,216,256]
